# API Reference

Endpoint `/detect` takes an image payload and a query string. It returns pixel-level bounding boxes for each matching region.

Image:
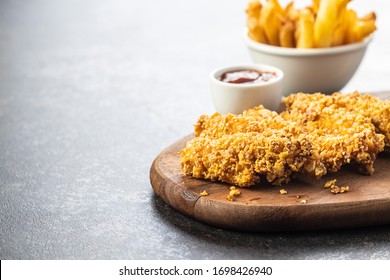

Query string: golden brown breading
[180,132,324,187]
[180,92,386,187]
[284,92,390,148]
[181,105,327,187]
[282,92,385,174]
[195,105,310,139]
[195,106,289,138]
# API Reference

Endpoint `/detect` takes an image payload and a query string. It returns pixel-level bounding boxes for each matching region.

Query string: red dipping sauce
[219,69,277,84]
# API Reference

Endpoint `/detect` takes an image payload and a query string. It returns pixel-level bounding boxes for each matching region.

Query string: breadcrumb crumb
[331,185,350,194]
[300,199,307,204]
[200,190,208,196]
[280,189,288,195]
[324,179,337,188]
[227,186,241,201]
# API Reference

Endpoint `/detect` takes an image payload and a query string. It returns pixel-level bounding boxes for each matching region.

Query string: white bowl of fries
[244,33,372,95]
[244,0,377,95]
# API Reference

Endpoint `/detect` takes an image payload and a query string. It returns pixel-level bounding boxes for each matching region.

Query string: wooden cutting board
[150,92,390,232]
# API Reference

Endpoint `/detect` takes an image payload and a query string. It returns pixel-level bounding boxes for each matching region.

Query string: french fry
[346,9,376,43]
[259,0,284,46]
[245,0,377,48]
[354,11,377,42]
[285,1,299,22]
[248,18,268,43]
[355,20,376,41]
[270,0,284,17]
[314,0,350,48]
[277,1,298,48]
[331,7,347,46]
[311,0,321,14]
[296,8,315,48]
[350,20,377,43]
[345,9,358,43]
[360,11,376,22]
[279,21,295,48]
[246,0,268,43]
[246,0,261,17]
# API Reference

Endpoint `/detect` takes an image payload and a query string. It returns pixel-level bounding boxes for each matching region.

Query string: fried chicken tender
[282,92,385,174]
[180,132,322,187]
[194,106,297,138]
[181,106,326,187]
[284,92,390,149]
[180,93,386,187]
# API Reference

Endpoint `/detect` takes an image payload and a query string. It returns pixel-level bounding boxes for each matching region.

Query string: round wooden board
[150,135,390,232]
[150,92,390,232]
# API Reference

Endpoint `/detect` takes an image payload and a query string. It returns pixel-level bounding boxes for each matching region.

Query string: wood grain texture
[150,93,390,232]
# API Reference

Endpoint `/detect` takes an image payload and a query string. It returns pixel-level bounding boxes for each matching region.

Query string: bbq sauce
[220,69,277,84]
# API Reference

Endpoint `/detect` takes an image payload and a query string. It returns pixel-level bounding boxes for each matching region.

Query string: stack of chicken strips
[180,92,390,187]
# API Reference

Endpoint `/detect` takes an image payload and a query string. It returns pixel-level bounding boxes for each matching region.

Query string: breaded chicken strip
[180,93,386,187]
[284,92,390,149]
[282,92,385,174]
[181,106,326,187]
[195,106,289,138]
[180,132,322,187]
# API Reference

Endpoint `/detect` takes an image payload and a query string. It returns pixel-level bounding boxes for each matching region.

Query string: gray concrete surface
[1,0,390,259]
